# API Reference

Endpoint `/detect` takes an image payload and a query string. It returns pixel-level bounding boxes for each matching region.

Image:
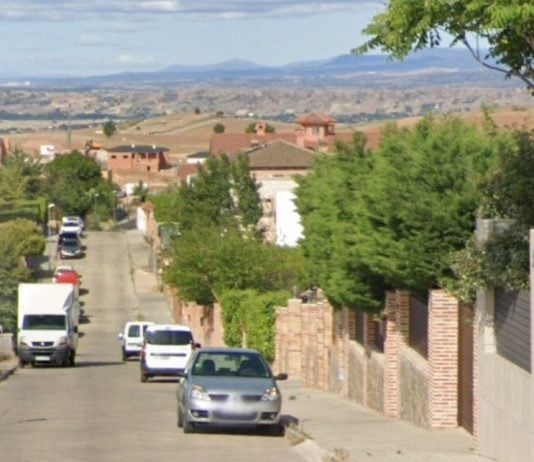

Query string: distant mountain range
[0,48,515,90]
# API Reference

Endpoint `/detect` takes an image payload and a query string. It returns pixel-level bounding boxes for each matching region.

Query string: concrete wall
[476,286,532,462]
[0,333,14,359]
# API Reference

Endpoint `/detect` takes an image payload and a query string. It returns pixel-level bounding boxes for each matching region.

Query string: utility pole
[67,104,72,150]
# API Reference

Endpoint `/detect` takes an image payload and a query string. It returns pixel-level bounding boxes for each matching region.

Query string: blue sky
[0,0,385,77]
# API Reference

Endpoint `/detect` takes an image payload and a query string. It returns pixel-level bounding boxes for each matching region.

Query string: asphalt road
[0,231,303,462]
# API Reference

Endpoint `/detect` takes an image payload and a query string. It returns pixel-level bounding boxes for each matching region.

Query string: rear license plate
[34,355,51,361]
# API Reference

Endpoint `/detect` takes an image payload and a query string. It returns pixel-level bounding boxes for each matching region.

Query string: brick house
[209,112,373,156]
[108,144,171,173]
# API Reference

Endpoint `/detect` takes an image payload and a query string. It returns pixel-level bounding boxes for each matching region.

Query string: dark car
[59,237,83,259]
[176,347,287,435]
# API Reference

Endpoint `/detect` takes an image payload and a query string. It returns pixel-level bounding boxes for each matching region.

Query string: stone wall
[274,290,468,432]
[168,288,225,348]
[0,333,14,359]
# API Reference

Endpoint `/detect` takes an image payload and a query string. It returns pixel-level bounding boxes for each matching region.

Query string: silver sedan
[176,347,288,435]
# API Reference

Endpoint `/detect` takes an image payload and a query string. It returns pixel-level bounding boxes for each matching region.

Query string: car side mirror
[274,373,288,381]
[117,333,124,339]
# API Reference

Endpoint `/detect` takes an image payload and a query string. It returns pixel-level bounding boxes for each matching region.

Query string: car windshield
[146,330,192,345]
[191,352,270,378]
[22,314,66,330]
[62,239,79,247]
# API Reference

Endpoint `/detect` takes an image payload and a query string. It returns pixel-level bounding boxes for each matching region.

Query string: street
[0,231,303,462]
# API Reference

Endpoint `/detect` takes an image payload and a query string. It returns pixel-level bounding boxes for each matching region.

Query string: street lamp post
[93,193,100,228]
[47,203,55,237]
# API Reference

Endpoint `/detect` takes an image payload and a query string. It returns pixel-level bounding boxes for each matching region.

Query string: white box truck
[17,283,79,367]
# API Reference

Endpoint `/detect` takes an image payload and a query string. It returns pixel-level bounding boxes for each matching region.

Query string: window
[146,329,192,345]
[23,315,66,330]
[128,325,140,337]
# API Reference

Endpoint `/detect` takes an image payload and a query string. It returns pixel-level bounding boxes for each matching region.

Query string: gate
[458,304,474,433]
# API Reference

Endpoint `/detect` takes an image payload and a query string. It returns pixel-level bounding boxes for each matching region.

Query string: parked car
[118,321,154,361]
[52,265,78,282]
[58,237,83,259]
[60,217,83,237]
[62,216,84,231]
[140,324,197,382]
[176,347,287,435]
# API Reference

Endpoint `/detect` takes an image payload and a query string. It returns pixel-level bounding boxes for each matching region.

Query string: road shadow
[74,360,124,368]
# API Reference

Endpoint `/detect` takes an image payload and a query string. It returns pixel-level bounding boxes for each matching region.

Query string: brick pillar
[384,290,410,419]
[427,290,459,428]
[287,298,303,379]
[274,307,288,374]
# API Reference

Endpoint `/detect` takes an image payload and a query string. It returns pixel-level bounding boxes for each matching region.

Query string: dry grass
[6,107,533,159]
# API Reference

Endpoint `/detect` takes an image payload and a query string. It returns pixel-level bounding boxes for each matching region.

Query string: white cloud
[0,1,380,21]
[116,53,153,65]
[78,33,106,46]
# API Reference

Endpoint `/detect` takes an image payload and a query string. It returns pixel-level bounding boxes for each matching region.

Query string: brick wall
[167,285,469,433]
[274,290,469,432]
[427,290,460,428]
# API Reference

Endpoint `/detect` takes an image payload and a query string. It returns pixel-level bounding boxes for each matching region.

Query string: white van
[139,324,196,382]
[118,321,154,361]
[17,283,79,367]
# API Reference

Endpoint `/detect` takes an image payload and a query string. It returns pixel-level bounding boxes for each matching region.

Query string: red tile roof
[237,140,315,170]
[210,132,296,156]
[296,112,336,125]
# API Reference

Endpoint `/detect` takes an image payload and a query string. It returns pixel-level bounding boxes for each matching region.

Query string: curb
[286,424,349,462]
[0,357,18,382]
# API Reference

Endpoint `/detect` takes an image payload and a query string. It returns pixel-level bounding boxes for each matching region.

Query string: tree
[45,151,106,217]
[102,120,117,138]
[213,123,226,134]
[296,116,504,311]
[245,122,275,133]
[0,149,43,203]
[154,153,303,305]
[0,219,45,331]
[354,0,534,92]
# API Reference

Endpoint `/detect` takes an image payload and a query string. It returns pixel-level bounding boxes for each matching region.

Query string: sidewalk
[281,379,490,462]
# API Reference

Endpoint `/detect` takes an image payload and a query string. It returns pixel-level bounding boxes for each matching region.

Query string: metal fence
[409,294,428,358]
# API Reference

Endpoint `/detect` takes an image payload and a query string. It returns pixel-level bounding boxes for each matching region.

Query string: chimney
[255,122,266,136]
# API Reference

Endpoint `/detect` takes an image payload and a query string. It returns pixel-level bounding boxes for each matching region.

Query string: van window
[128,325,141,337]
[146,330,192,345]
[23,315,66,330]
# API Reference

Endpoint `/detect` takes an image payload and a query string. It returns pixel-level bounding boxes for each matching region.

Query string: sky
[0,0,386,78]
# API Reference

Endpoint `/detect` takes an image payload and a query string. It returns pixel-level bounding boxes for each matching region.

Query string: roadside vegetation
[150,154,306,359]
[0,149,120,331]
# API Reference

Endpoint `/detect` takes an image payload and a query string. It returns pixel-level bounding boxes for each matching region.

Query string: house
[108,144,171,173]
[232,139,315,246]
[185,151,208,165]
[209,112,379,157]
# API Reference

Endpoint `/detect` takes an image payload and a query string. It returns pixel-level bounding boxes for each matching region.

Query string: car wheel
[121,349,127,362]
[177,406,183,428]
[69,351,76,367]
[19,359,27,368]
[140,371,149,383]
[183,412,195,434]
[266,423,285,437]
